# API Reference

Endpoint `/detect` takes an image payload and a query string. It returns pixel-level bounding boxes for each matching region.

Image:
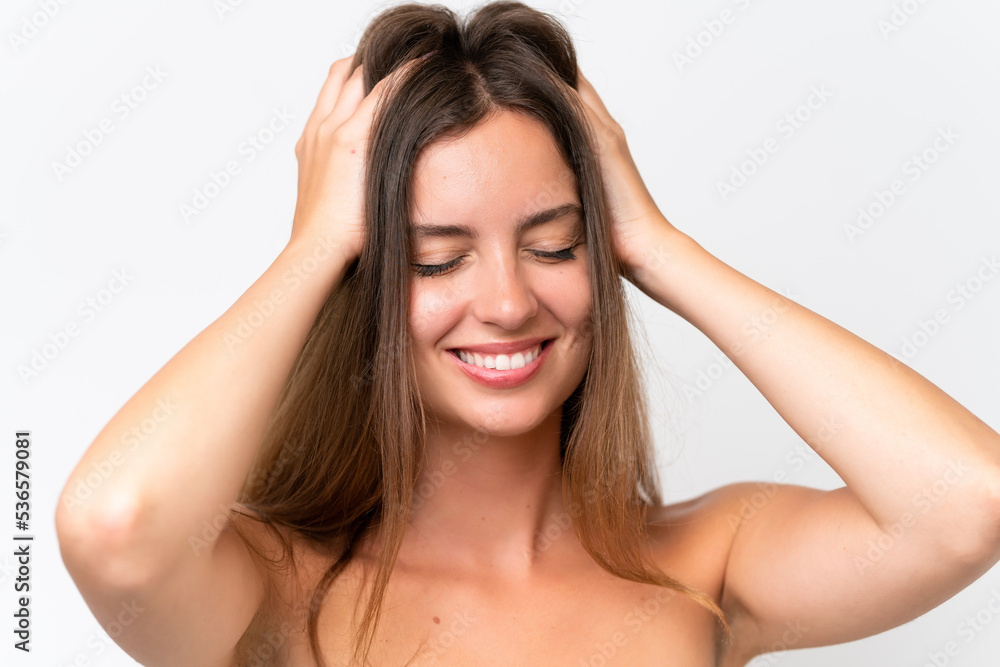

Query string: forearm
[633,225,1000,550]
[56,234,350,577]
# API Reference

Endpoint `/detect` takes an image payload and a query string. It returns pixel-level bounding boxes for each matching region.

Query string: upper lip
[449,337,550,355]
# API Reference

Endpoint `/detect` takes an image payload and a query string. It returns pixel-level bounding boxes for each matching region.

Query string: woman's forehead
[411,119,579,232]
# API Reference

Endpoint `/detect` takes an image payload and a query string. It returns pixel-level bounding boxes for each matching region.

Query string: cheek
[542,261,592,329]
[409,281,463,347]
[542,262,593,361]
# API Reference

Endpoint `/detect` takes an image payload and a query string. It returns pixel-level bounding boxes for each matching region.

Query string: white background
[2,0,999,665]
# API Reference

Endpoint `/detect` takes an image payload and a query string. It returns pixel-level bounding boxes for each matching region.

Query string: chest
[263,559,727,666]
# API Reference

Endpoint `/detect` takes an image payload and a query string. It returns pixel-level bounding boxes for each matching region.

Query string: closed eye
[411,242,584,278]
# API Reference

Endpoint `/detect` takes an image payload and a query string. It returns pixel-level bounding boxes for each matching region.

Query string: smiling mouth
[449,339,552,370]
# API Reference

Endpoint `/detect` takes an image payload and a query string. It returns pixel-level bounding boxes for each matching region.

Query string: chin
[420,388,556,438]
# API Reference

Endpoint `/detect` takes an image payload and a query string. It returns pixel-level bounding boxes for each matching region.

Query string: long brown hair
[231,2,730,664]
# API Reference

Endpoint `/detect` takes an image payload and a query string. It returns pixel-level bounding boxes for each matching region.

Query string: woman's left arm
[570,69,1000,651]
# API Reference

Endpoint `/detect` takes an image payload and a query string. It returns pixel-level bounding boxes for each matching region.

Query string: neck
[402,407,571,577]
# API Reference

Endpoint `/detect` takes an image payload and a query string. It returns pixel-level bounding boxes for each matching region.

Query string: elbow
[940,469,1000,568]
[981,471,1000,560]
[55,489,157,592]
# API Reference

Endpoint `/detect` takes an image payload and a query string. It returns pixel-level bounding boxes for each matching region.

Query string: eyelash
[411,244,581,278]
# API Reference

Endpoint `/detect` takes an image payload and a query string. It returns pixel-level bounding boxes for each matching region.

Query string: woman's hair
[230,1,729,664]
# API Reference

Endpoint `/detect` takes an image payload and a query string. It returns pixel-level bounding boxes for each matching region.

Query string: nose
[471,251,538,330]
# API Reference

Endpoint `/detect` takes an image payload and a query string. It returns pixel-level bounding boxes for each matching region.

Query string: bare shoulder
[647,481,818,545]
[643,484,748,599]
[645,482,820,605]
[646,482,827,665]
[645,482,755,549]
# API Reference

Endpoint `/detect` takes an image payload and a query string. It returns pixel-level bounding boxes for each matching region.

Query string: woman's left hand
[568,68,678,277]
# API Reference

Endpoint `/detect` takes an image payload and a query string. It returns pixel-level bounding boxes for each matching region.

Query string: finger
[332,57,426,135]
[302,55,358,136]
[574,67,614,123]
[564,71,604,141]
[564,68,601,125]
[321,63,368,133]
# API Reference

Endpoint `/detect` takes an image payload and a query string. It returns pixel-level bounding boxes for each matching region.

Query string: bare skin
[55,52,1000,667]
[243,495,738,666]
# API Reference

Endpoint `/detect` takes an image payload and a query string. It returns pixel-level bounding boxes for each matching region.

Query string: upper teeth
[456,343,543,370]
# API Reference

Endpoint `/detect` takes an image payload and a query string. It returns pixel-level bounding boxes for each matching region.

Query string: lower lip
[448,340,553,389]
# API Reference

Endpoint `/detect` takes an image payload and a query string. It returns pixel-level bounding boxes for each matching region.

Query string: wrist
[278,232,353,290]
[624,224,705,307]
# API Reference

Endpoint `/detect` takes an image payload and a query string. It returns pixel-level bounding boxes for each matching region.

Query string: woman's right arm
[55,235,350,665]
[54,55,424,666]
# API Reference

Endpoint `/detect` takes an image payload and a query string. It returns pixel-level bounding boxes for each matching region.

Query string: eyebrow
[412,203,583,239]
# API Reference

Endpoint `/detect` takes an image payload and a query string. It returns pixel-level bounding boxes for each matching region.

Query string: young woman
[56,2,1000,666]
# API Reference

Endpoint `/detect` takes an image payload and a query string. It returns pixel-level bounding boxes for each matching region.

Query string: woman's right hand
[290,54,422,261]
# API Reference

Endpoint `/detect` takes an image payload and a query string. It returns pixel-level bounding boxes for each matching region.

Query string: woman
[56,2,1000,666]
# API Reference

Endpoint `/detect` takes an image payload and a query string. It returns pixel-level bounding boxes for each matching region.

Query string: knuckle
[318,119,351,147]
[329,58,355,78]
[600,121,625,146]
[317,117,338,137]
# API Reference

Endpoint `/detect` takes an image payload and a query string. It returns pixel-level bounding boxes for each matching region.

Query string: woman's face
[408,110,593,437]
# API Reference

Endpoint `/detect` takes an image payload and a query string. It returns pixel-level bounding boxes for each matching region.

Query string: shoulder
[645,482,814,596]
[645,483,816,664]
[643,484,741,601]
[646,482,765,543]
[647,481,816,539]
